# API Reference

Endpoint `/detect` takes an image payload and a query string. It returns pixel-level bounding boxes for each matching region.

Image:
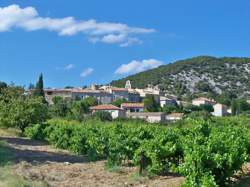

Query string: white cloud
[80,68,93,77]
[64,64,75,70]
[115,59,163,75]
[0,4,155,46]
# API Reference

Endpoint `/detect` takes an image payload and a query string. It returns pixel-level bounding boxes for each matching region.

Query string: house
[166,113,184,122]
[72,89,113,104]
[127,112,166,123]
[44,89,72,104]
[160,96,177,108]
[90,104,126,119]
[192,97,216,106]
[121,103,144,112]
[212,103,229,117]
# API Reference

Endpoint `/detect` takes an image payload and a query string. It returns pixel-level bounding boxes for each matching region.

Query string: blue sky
[0,0,250,88]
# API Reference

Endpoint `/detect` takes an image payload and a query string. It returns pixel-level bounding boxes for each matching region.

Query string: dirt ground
[0,135,184,187]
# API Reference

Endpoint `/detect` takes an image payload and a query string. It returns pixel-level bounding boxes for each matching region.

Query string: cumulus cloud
[0,4,155,46]
[56,64,75,71]
[80,68,93,77]
[115,59,163,75]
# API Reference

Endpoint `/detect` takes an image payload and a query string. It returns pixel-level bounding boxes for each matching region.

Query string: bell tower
[125,80,132,89]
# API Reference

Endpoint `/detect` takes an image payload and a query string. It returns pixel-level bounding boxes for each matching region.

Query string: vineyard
[25,118,250,187]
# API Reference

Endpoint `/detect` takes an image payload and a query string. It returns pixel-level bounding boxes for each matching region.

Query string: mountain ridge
[111,56,250,97]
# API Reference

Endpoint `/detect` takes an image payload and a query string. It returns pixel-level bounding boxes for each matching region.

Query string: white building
[192,97,216,106]
[160,96,177,108]
[166,113,184,122]
[90,104,126,119]
[212,103,229,117]
[127,112,166,123]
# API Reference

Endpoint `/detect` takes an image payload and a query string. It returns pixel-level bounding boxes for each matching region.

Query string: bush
[93,111,112,121]
[24,124,46,140]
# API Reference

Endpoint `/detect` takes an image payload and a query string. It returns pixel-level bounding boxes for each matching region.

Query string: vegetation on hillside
[111,56,250,98]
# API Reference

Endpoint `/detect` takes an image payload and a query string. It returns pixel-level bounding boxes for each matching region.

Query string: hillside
[111,56,250,97]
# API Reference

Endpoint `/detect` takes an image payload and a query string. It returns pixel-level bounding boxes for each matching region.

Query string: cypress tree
[33,73,45,97]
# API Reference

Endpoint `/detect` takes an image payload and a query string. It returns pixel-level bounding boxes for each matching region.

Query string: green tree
[50,96,69,117]
[0,81,7,93]
[195,81,212,92]
[231,99,238,116]
[143,95,159,112]
[231,98,250,115]
[162,104,181,114]
[33,74,45,98]
[84,96,98,107]
[112,98,127,107]
[68,100,89,121]
[200,104,214,113]
[0,87,48,133]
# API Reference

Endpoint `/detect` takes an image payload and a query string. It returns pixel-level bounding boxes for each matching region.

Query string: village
[43,80,232,123]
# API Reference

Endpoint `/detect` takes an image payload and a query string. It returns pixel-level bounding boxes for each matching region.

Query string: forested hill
[111,56,250,97]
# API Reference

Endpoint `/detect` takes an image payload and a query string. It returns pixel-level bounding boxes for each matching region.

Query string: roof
[44,89,72,93]
[213,103,228,108]
[111,88,128,92]
[90,104,123,111]
[121,103,144,108]
[160,96,176,101]
[192,97,216,103]
[127,112,166,117]
[167,113,184,118]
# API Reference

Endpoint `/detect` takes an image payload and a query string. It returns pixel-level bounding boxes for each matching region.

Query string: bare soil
[0,135,184,187]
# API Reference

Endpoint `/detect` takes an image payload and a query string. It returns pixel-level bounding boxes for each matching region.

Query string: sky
[0,0,250,88]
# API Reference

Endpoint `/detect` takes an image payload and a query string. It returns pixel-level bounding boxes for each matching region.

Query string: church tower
[125,80,132,89]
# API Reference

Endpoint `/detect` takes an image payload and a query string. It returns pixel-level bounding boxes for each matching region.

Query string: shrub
[93,111,112,121]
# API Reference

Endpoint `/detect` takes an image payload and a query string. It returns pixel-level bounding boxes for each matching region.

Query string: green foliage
[200,104,214,113]
[162,104,181,113]
[187,111,212,121]
[50,96,69,117]
[112,98,127,107]
[0,86,49,133]
[24,124,47,140]
[195,81,213,93]
[179,123,248,186]
[49,96,98,120]
[33,73,45,98]
[0,81,7,93]
[25,118,250,186]
[231,98,250,115]
[143,95,159,112]
[93,111,112,121]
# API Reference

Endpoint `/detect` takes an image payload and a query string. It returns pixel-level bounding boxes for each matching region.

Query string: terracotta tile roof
[121,103,144,108]
[90,104,122,111]
[111,88,128,92]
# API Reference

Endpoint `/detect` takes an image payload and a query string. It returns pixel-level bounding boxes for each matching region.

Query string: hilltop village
[44,80,232,123]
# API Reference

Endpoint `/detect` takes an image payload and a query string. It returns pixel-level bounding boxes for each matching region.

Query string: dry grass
[0,128,20,137]
[0,166,48,187]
